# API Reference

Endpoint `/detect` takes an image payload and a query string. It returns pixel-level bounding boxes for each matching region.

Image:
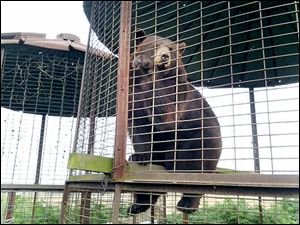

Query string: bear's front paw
[177,196,200,214]
[127,203,150,216]
[128,153,150,164]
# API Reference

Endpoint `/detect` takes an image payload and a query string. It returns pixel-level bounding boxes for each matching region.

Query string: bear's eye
[162,54,169,61]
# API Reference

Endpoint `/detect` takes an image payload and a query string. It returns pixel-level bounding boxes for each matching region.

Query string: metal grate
[127,1,299,174]
[72,1,121,163]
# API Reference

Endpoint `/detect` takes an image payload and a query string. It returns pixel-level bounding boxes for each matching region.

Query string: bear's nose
[161,54,169,62]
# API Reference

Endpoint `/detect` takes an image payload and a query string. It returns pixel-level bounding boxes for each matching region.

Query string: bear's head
[131,29,187,82]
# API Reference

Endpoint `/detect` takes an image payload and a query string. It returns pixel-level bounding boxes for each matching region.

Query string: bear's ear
[135,29,146,46]
[178,42,186,56]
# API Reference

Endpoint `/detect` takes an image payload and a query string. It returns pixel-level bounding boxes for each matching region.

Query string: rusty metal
[112,184,122,224]
[162,195,167,224]
[150,204,155,224]
[5,192,16,221]
[183,213,189,224]
[80,191,91,224]
[113,1,132,180]
[59,183,70,224]
[31,193,38,223]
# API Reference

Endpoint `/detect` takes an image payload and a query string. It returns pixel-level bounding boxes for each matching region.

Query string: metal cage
[12,1,299,224]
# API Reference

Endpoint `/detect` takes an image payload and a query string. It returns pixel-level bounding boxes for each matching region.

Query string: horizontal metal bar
[1,184,65,192]
[123,172,299,188]
[61,164,299,196]
[66,180,299,197]
[2,175,293,196]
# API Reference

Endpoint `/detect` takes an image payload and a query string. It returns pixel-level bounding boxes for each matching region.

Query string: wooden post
[5,192,16,221]
[113,1,132,180]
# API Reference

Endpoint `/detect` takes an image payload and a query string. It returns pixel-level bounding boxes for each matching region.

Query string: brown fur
[127,31,222,215]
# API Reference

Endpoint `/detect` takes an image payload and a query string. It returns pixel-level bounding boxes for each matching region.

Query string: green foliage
[3,195,298,224]
[12,195,59,224]
[166,198,299,224]
[263,198,299,224]
[90,204,112,224]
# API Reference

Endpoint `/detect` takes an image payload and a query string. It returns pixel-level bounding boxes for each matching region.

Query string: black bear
[127,30,222,214]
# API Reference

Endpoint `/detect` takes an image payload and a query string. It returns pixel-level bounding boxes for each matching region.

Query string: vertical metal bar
[200,1,205,173]
[249,87,263,224]
[113,1,132,180]
[72,17,92,156]
[249,88,260,173]
[151,203,155,224]
[81,72,95,225]
[150,1,158,170]
[295,1,299,41]
[162,195,167,224]
[228,1,237,172]
[34,115,45,184]
[6,50,22,224]
[80,191,91,224]
[31,114,46,223]
[112,184,122,224]
[174,1,180,171]
[5,192,16,221]
[59,183,70,224]
[133,215,137,224]
[31,193,38,224]
[183,213,189,224]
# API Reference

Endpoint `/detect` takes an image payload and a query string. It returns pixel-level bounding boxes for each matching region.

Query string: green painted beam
[67,152,252,177]
[69,174,107,181]
[67,153,113,173]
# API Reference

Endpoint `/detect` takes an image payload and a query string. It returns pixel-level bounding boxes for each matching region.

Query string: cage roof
[1,32,86,117]
[1,32,86,53]
[83,1,299,88]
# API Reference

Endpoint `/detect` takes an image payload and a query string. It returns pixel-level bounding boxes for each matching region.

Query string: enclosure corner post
[59,182,70,224]
[113,1,132,180]
[112,184,122,224]
[5,192,16,221]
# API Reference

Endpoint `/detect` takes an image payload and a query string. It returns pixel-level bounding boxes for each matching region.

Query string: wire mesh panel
[118,192,299,224]
[1,34,85,224]
[62,1,122,224]
[128,0,299,173]
[72,1,121,172]
[1,191,63,224]
[125,0,299,222]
